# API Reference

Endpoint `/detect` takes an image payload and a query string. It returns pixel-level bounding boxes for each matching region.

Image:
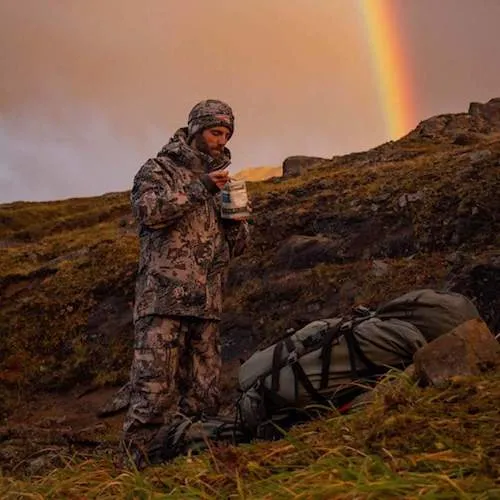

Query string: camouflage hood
[157,128,231,173]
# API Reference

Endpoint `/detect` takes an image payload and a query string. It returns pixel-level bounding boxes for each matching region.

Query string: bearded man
[122,100,250,464]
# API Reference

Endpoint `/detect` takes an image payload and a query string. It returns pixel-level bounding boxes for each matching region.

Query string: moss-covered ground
[0,126,499,496]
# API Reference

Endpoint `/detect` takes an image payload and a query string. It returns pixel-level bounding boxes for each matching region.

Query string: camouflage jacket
[131,128,250,321]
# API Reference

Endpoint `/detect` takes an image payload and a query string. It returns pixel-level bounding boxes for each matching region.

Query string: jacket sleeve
[223,219,251,258]
[131,158,219,230]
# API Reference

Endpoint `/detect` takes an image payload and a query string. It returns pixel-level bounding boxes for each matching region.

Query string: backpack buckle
[286,351,298,365]
[353,305,373,318]
[340,320,353,331]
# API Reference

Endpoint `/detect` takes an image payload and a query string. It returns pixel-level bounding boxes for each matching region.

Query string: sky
[1,0,500,203]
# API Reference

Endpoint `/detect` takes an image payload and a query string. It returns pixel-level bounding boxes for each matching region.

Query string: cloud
[1,0,499,202]
[0,97,166,202]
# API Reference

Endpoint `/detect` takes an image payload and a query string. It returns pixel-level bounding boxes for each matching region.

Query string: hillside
[232,165,282,181]
[0,98,499,490]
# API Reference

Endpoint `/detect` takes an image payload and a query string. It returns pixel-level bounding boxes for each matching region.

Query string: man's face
[196,126,231,158]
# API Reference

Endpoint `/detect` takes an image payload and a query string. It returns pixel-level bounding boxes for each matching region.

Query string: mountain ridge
[232,165,282,182]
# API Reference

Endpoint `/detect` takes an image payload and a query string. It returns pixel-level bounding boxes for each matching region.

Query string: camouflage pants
[122,315,221,445]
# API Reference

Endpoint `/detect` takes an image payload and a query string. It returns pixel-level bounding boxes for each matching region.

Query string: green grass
[1,372,499,499]
[1,137,499,395]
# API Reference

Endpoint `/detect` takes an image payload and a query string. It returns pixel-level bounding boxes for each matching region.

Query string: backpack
[237,289,479,439]
[375,289,480,342]
[237,312,425,438]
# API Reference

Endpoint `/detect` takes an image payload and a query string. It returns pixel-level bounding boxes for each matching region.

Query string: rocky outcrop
[469,97,500,123]
[282,99,500,176]
[407,98,500,143]
[282,156,328,178]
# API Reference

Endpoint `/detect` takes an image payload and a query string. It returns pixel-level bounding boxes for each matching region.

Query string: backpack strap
[271,340,285,392]
[343,322,362,377]
[284,337,329,405]
[284,338,300,403]
[342,326,387,376]
[260,384,291,413]
[319,321,344,390]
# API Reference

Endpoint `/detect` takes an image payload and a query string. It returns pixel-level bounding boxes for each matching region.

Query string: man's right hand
[208,170,229,190]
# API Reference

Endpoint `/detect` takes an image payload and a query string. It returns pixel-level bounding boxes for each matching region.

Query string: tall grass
[1,372,499,499]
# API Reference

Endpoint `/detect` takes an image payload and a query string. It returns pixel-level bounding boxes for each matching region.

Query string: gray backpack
[237,289,480,438]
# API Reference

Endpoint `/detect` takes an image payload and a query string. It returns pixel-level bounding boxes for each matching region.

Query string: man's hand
[208,170,230,190]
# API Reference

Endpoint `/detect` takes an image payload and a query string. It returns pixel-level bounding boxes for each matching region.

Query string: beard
[194,134,223,158]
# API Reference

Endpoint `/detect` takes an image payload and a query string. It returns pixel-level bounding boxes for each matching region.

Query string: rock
[273,235,341,270]
[445,251,466,266]
[220,313,258,361]
[371,260,390,277]
[469,150,492,165]
[453,133,480,146]
[398,191,423,208]
[469,98,500,124]
[289,187,308,197]
[406,98,500,145]
[282,156,328,178]
[414,318,500,388]
[87,295,133,343]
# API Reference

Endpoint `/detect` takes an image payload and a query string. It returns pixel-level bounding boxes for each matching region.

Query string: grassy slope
[0,130,499,497]
[1,372,499,498]
[0,194,137,395]
[0,138,499,397]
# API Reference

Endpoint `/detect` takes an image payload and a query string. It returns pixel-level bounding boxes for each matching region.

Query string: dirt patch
[0,359,243,477]
[0,387,122,475]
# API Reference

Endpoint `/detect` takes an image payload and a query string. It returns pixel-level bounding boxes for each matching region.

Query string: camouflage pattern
[124,120,249,461]
[131,127,249,321]
[188,99,235,140]
[122,315,221,446]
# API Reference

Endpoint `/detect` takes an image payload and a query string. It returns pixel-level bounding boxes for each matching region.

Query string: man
[122,99,250,464]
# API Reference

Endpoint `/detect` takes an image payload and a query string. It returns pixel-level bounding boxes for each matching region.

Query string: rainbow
[358,0,415,140]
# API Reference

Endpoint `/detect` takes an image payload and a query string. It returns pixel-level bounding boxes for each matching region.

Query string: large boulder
[414,318,500,388]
